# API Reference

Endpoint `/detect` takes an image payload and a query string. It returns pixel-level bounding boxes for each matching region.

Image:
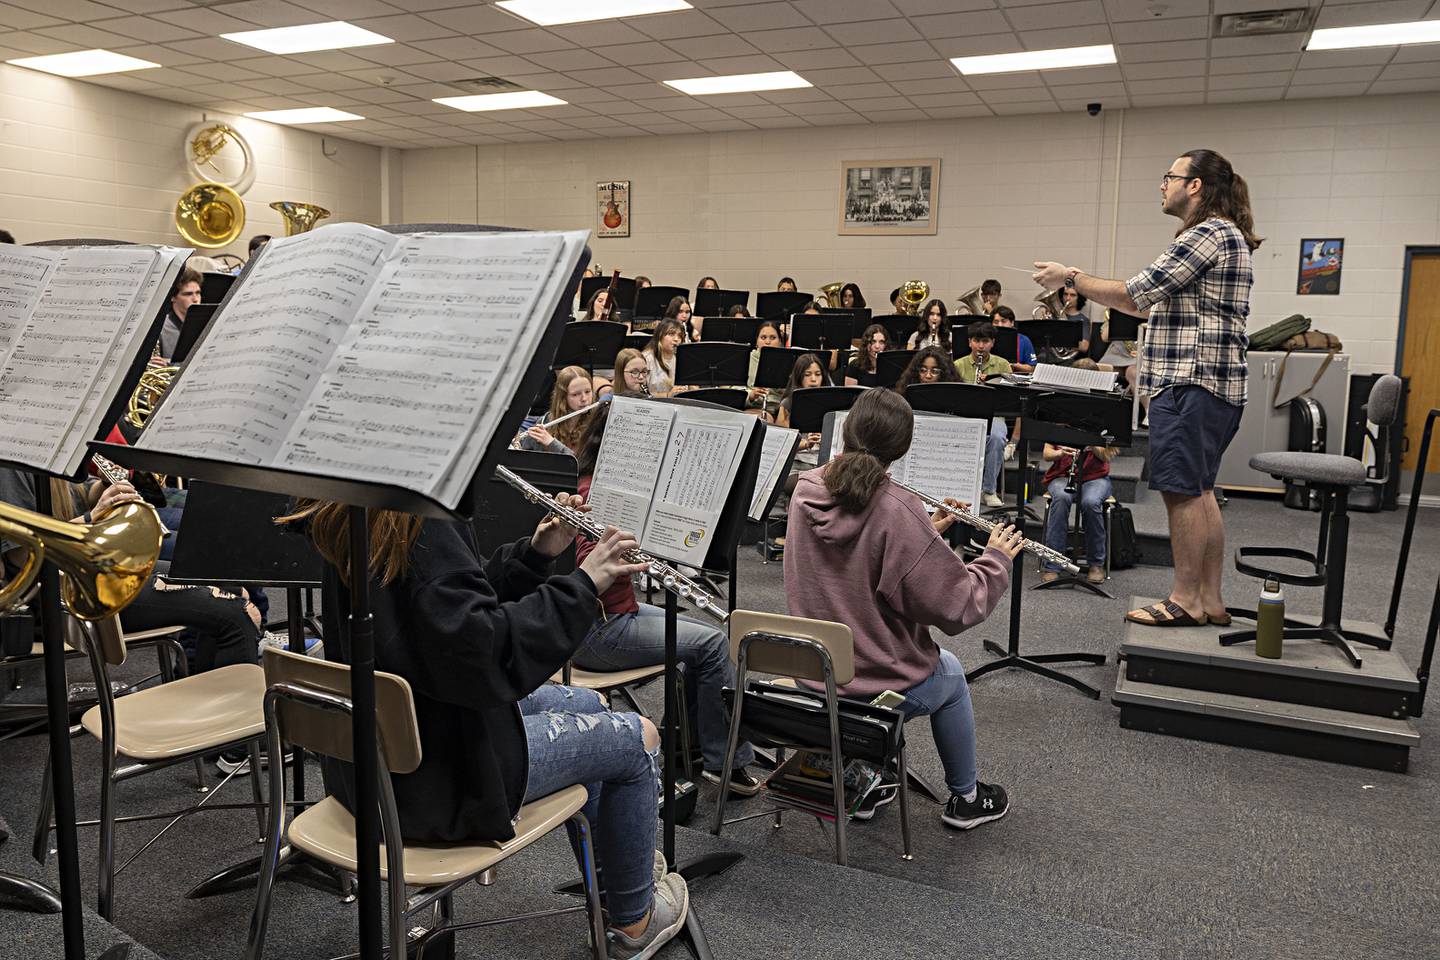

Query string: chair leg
[247,741,267,840]
[710,664,748,836]
[32,748,53,865]
[772,747,784,831]
[98,746,118,920]
[243,723,291,960]
[571,814,610,960]
[827,706,847,868]
[896,744,913,862]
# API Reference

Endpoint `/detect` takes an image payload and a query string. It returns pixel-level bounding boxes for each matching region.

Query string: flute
[494,465,728,623]
[889,477,1080,575]
[540,396,610,430]
[91,452,171,536]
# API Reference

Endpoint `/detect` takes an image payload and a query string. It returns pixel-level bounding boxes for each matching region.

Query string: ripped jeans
[520,684,659,927]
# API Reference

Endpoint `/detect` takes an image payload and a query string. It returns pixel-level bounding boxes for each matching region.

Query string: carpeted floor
[1,493,1436,959]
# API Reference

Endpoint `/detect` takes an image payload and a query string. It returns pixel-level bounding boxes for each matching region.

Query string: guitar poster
[596,180,630,238]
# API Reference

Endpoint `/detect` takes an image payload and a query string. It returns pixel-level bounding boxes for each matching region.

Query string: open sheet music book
[748,425,800,522]
[586,395,759,567]
[823,409,985,509]
[1031,362,1117,393]
[0,243,189,475]
[136,222,588,510]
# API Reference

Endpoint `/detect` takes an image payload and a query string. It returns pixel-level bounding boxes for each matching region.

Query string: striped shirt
[1125,217,1252,406]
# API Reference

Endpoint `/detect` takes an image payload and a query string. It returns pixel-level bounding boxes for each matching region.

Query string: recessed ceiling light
[6,49,160,77]
[221,21,393,55]
[664,70,812,95]
[1307,20,1440,50]
[951,44,1117,76]
[496,0,692,26]
[245,107,364,124]
[433,90,568,111]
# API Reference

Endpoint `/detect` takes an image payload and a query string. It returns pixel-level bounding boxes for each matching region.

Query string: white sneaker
[981,493,1005,508]
[258,631,323,657]
[1004,442,1016,462]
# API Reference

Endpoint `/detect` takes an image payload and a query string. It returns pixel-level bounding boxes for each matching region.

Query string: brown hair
[581,287,613,322]
[1178,149,1263,251]
[612,347,645,395]
[645,319,685,376]
[171,266,201,297]
[548,365,594,450]
[277,501,423,587]
[853,323,888,373]
[894,344,958,394]
[823,389,913,513]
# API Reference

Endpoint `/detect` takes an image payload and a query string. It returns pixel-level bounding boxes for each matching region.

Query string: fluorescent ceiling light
[1307,20,1440,50]
[951,44,1117,75]
[664,70,811,95]
[221,21,393,55]
[6,49,159,77]
[433,90,568,111]
[496,0,692,26]
[245,107,364,124]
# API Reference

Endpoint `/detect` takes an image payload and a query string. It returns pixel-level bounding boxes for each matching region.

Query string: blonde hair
[548,365,594,451]
[276,501,422,587]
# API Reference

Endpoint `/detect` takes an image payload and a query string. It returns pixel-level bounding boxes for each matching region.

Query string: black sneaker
[941,782,1009,831]
[701,768,761,798]
[216,745,293,776]
[850,782,897,822]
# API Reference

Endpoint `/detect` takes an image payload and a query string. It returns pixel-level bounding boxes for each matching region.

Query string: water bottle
[1255,578,1284,659]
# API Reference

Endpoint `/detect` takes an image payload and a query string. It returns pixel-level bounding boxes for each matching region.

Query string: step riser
[1136,532,1173,567]
[1118,701,1410,772]
[1125,655,1413,720]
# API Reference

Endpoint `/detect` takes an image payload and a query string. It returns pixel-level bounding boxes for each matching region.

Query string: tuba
[1033,288,1063,320]
[176,182,246,249]
[955,285,984,315]
[0,500,163,620]
[819,282,844,308]
[898,280,929,316]
[269,201,330,236]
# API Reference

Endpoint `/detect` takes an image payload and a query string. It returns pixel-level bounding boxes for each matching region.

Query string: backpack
[1108,505,1138,570]
[1248,314,1310,351]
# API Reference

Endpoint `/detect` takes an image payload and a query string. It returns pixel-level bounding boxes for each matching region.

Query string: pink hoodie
[783,467,1012,696]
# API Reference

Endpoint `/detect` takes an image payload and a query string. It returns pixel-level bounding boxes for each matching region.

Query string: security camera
[1087,102,1102,116]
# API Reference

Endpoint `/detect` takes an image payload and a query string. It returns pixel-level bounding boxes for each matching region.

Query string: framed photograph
[1297,238,1343,295]
[596,180,630,238]
[838,159,940,236]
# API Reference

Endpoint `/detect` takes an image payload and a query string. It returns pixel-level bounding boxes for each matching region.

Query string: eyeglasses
[1161,173,1197,185]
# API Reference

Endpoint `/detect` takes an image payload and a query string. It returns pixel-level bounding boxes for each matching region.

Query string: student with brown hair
[784,388,1022,830]
[845,324,888,387]
[519,365,595,456]
[642,319,685,397]
[893,345,958,394]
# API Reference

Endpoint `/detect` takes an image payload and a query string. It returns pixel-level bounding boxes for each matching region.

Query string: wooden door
[1400,252,1440,474]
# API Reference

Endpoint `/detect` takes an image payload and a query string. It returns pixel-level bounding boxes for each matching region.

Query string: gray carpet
[0,493,1436,959]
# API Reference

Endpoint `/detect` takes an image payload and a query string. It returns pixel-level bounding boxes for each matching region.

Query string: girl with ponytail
[784,388,1024,831]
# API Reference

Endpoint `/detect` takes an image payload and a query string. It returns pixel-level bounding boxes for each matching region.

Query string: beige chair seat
[550,663,665,689]
[80,662,266,761]
[287,786,588,886]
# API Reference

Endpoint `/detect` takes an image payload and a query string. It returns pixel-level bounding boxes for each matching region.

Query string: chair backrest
[728,610,854,686]
[68,615,126,667]
[261,648,423,774]
[1367,374,1402,427]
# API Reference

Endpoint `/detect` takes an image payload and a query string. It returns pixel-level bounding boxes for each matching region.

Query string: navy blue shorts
[1148,385,1243,496]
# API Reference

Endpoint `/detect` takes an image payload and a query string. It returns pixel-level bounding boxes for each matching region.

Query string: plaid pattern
[1125,217,1252,406]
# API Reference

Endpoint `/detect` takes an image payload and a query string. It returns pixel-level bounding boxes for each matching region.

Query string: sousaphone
[175,182,246,249]
[270,201,331,236]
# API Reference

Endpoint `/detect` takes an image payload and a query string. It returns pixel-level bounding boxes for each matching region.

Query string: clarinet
[889,477,1080,575]
[494,465,728,623]
[1064,447,1081,497]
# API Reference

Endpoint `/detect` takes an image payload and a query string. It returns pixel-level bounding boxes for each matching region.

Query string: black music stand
[675,342,749,389]
[579,275,638,312]
[987,328,1020,365]
[172,303,218,364]
[962,386,1130,700]
[553,321,627,379]
[701,317,761,345]
[1104,309,1144,342]
[867,313,913,347]
[1018,319,1082,360]
[624,332,652,352]
[755,291,810,321]
[789,315,853,354]
[635,285,687,321]
[787,386,866,433]
[749,346,808,420]
[694,288,748,317]
[875,349,918,389]
[200,271,235,303]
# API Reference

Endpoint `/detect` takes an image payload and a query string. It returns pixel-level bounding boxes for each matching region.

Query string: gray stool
[1221,375,1402,667]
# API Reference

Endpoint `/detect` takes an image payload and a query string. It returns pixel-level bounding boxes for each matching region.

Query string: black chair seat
[1250,451,1365,486]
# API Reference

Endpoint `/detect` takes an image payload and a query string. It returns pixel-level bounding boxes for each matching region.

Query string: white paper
[749,425,800,521]
[588,396,675,536]
[901,413,986,510]
[1032,362,1116,393]
[645,405,753,566]
[0,246,60,363]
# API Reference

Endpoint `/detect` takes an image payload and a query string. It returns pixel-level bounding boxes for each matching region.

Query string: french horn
[270,201,330,236]
[176,182,246,249]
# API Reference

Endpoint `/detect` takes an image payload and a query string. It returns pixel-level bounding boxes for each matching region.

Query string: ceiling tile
[562,65,651,85]
[1379,61,1440,81]
[704,2,811,31]
[989,100,1060,115]
[4,0,115,19]
[1127,77,1199,95]
[1298,49,1397,69]
[892,0,995,12]
[773,47,860,69]
[1293,65,1383,85]
[91,16,203,43]
[1286,81,1373,99]
[872,59,957,81]
[526,48,616,70]
[419,36,512,60]
[592,41,688,65]
[906,91,982,107]
[548,20,654,46]
[346,14,456,41]
[347,42,447,66]
[799,65,880,86]
[980,86,1057,103]
[741,28,838,53]
[294,0,400,17]
[1207,71,1293,90]
[1117,39,1208,63]
[822,18,921,45]
[1104,0,1187,21]
[166,37,261,61]
[481,29,579,55]
[1111,17,1209,43]
[1124,59,1206,79]
[1314,0,1432,29]
[34,23,142,47]
[1208,34,1305,57]
[791,0,901,23]
[1004,0,1107,30]
[908,10,1010,38]
[891,77,972,96]
[0,3,63,30]
[1210,54,1300,75]
[666,32,760,58]
[1016,24,1114,49]
[629,10,729,40]
[211,1,328,29]
[848,39,940,65]
[923,104,992,119]
[0,30,82,53]
[1369,78,1440,94]
[822,81,898,99]
[928,34,1024,59]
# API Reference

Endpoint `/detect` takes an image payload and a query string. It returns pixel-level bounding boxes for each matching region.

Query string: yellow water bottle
[1255,578,1284,659]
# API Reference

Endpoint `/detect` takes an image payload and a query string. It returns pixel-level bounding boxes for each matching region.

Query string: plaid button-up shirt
[1125,217,1252,406]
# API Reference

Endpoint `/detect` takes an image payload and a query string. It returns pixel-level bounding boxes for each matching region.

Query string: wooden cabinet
[1215,351,1350,492]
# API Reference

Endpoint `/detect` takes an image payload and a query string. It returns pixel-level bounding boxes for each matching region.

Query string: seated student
[642,319,685,397]
[1039,440,1116,585]
[519,365,594,456]
[784,388,1021,830]
[840,283,866,310]
[157,267,202,359]
[725,303,751,318]
[893,345,958,395]
[979,278,1004,316]
[890,288,905,315]
[777,352,828,453]
[1061,287,1091,357]
[1095,311,1141,397]
[599,348,649,400]
[281,498,689,958]
[845,324,888,387]
[580,287,618,323]
[906,299,953,353]
[991,306,1035,374]
[571,410,760,797]
[776,277,798,293]
[697,276,719,292]
[745,320,785,418]
[954,321,1013,508]
[663,295,699,343]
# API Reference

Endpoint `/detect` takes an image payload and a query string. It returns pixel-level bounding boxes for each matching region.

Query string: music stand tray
[675,342,750,388]
[867,313,913,347]
[904,382,998,423]
[787,386,866,433]
[702,317,761,345]
[199,271,234,303]
[988,328,1020,364]
[694,288,748,317]
[755,291,811,321]
[875,349,918,389]
[755,347,809,391]
[635,285,687,321]
[789,315,854,353]
[554,321,627,378]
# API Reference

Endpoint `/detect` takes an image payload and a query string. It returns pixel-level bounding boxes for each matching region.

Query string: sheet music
[899,413,985,509]
[748,426,799,521]
[0,245,159,471]
[0,246,60,363]
[1032,362,1116,393]
[139,224,397,464]
[588,397,675,535]
[644,405,754,566]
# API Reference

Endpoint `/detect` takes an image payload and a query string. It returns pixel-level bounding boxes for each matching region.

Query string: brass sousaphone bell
[270,201,331,236]
[955,285,984,315]
[819,281,845,308]
[176,182,246,249]
[898,279,929,316]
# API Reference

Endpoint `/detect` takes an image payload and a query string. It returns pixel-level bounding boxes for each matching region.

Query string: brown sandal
[1124,600,1207,628]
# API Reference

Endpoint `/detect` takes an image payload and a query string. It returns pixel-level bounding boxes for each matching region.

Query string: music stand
[469,451,577,572]
[787,386,866,433]
[199,271,234,303]
[172,303,218,364]
[635,285,687,321]
[988,328,1020,364]
[694,288,748,317]
[867,313,913,347]
[579,275,638,312]
[1105,309,1144,341]
[701,317,761,345]
[755,291,810,321]
[875,349,918,389]
[553,321,627,379]
[624,332,651,352]
[789,314,854,354]
[1018,319,1082,360]
[675,342,749,388]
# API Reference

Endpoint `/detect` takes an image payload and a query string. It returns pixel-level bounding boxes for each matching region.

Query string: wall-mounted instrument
[269,201,330,236]
[898,280,929,316]
[175,182,246,249]
[184,121,256,195]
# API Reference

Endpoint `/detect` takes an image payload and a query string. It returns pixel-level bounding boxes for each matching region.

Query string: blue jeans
[1044,476,1112,571]
[577,603,754,772]
[520,685,658,927]
[897,649,977,798]
[983,419,1008,495]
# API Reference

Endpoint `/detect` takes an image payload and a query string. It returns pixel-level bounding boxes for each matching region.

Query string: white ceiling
[3,0,1440,147]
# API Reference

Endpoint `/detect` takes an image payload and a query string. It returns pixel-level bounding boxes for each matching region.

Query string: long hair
[1179,149,1263,251]
[911,298,952,354]
[548,365,593,451]
[853,323,888,373]
[276,502,423,587]
[753,320,782,348]
[575,402,610,478]
[840,283,865,309]
[645,319,685,376]
[823,389,913,514]
[781,352,829,408]
[581,287,613,322]
[46,479,79,522]
[612,347,645,396]
[662,296,694,341]
[894,345,958,394]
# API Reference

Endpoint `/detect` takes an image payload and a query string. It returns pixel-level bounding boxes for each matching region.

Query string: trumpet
[495,466,728,622]
[889,477,1080,575]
